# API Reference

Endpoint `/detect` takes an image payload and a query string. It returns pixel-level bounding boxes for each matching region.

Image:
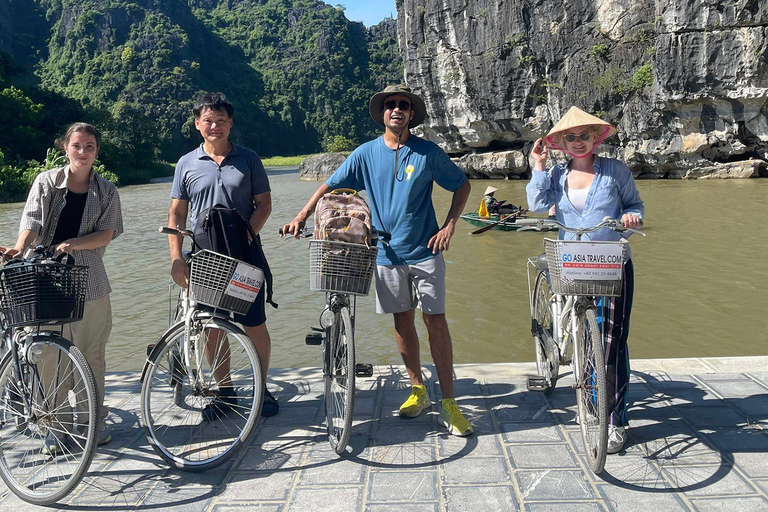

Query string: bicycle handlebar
[0,245,75,265]
[516,216,645,237]
[159,226,194,237]
[279,226,392,243]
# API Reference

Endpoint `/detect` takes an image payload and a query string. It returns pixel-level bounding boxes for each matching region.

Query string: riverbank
[8,356,766,511]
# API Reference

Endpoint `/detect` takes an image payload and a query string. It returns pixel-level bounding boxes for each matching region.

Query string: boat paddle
[470,209,527,235]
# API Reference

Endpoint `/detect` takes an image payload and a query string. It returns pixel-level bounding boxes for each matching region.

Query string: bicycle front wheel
[532,271,559,392]
[141,318,263,471]
[325,305,355,455]
[575,307,608,474]
[0,336,98,505]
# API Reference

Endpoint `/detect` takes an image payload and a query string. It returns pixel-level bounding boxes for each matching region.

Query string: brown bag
[314,189,373,245]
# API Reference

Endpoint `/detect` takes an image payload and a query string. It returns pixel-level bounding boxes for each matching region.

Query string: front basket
[309,240,377,296]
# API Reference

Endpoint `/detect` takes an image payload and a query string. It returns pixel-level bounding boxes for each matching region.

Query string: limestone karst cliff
[396,0,768,178]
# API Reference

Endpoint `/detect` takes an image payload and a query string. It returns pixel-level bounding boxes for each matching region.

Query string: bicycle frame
[527,258,591,386]
[320,292,356,376]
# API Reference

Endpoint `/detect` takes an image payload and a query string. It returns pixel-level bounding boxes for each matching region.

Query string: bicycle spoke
[142,320,261,470]
[0,338,98,504]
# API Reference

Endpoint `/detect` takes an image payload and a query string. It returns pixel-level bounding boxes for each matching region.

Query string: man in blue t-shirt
[283,85,473,436]
[169,92,279,420]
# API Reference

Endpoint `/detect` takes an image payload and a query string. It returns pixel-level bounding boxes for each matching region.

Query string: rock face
[299,152,347,180]
[396,0,768,178]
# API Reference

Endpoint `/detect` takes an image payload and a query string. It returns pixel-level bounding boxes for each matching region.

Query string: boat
[460,212,558,232]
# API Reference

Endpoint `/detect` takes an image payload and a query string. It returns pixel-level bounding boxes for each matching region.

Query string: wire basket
[309,240,378,296]
[544,239,626,297]
[189,250,263,315]
[0,262,88,327]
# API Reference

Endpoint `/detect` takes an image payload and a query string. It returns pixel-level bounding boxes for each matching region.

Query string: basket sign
[559,242,623,281]
[224,263,264,303]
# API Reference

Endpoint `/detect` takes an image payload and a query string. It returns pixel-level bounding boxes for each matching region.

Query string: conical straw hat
[484,186,498,195]
[545,106,617,151]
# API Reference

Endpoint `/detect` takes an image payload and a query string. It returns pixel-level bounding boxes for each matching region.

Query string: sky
[336,0,397,27]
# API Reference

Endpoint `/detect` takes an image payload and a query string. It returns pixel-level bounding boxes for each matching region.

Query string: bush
[591,44,609,59]
[323,135,357,153]
[631,63,653,90]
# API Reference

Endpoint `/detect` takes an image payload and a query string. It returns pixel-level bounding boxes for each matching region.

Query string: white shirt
[566,186,589,213]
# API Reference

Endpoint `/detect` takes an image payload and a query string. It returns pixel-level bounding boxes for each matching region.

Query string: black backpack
[194,204,277,309]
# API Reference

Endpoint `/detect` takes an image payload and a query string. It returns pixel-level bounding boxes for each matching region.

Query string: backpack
[194,204,277,308]
[314,189,373,245]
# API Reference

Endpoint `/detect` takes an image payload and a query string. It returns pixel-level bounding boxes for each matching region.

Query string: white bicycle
[521,217,644,473]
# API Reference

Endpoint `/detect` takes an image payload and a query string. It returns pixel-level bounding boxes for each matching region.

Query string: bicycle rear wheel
[575,307,608,474]
[532,271,559,392]
[325,305,355,455]
[141,318,263,471]
[0,336,98,505]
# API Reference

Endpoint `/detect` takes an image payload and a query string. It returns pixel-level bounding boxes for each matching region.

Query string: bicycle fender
[140,320,186,384]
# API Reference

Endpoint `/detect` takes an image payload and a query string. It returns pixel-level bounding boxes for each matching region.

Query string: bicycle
[280,227,381,454]
[0,246,98,505]
[139,227,264,471]
[520,216,644,474]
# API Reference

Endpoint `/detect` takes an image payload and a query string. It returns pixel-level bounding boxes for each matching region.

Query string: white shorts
[374,254,446,315]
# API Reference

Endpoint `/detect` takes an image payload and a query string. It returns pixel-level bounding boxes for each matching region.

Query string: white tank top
[566,186,589,213]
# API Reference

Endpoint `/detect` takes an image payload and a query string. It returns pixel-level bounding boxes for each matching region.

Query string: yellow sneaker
[439,398,473,437]
[398,385,430,418]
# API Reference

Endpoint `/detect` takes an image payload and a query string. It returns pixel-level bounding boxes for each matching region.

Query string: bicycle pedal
[355,363,373,377]
[526,377,551,392]
[305,333,323,345]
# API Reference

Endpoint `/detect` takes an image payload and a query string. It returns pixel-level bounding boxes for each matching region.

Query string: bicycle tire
[575,307,608,474]
[532,271,559,392]
[0,335,98,505]
[141,317,263,471]
[324,305,355,455]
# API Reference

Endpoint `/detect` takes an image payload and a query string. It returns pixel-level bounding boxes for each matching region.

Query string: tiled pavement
[1,356,767,511]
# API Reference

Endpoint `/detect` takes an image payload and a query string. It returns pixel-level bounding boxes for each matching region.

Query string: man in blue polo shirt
[283,85,473,436]
[169,92,279,419]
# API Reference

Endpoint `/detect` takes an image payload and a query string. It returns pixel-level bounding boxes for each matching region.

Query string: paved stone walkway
[1,356,767,511]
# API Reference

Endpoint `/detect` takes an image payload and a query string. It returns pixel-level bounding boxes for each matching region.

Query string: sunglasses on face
[385,100,412,111]
[563,132,593,143]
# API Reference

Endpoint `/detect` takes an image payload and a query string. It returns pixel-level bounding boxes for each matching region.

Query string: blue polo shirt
[171,143,270,231]
[326,135,467,266]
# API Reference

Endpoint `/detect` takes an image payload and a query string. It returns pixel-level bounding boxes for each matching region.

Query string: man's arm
[281,183,332,238]
[249,191,272,236]
[168,198,189,287]
[428,180,471,253]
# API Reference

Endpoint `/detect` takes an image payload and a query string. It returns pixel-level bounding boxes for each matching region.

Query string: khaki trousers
[41,295,112,429]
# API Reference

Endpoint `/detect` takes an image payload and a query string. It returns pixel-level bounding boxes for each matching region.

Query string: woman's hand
[54,241,76,255]
[531,138,548,171]
[171,258,189,288]
[0,247,20,262]
[621,214,641,229]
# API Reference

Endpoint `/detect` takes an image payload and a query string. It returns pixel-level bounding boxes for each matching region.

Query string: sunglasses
[563,132,593,143]
[384,100,412,111]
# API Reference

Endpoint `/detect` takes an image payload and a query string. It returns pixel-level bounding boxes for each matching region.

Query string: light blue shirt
[526,156,644,259]
[326,135,467,265]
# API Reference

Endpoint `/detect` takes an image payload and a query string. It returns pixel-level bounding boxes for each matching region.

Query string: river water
[0,171,766,371]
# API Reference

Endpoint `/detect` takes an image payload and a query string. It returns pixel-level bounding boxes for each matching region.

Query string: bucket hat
[369,84,427,128]
[545,106,617,151]
[484,186,498,195]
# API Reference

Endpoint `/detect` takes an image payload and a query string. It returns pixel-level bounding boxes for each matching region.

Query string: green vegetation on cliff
[0,0,402,201]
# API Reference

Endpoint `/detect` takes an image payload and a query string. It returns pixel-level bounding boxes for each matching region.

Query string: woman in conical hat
[526,106,645,455]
